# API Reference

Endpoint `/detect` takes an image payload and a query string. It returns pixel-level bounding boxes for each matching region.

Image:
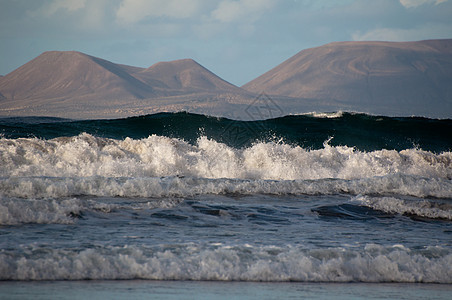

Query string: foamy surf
[1,174,451,200]
[353,195,452,220]
[1,243,451,282]
[1,134,451,180]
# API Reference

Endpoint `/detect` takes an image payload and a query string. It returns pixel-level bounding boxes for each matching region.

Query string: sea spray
[1,243,451,282]
[1,134,451,180]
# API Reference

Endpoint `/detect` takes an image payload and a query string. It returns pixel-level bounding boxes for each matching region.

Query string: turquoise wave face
[1,112,451,152]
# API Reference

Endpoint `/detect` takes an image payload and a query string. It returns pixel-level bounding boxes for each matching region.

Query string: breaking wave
[1,243,451,282]
[1,133,451,180]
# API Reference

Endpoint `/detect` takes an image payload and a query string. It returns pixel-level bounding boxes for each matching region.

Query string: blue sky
[1,0,451,86]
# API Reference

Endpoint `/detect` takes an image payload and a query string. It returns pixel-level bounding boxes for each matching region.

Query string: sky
[1,0,451,86]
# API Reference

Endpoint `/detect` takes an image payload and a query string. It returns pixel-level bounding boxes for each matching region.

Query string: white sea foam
[353,195,452,220]
[307,111,345,118]
[1,133,451,180]
[1,175,450,224]
[1,243,451,282]
[1,174,451,200]
[0,197,81,225]
[1,134,451,205]
[0,196,182,225]
[292,111,346,118]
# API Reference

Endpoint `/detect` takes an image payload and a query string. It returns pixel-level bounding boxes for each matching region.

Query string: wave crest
[1,133,451,181]
[354,195,452,220]
[1,174,451,205]
[1,244,451,282]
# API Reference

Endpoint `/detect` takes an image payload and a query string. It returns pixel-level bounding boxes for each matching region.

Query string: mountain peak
[242,39,452,117]
[146,58,200,70]
[40,50,85,56]
[0,51,245,105]
[0,50,154,101]
[136,58,241,93]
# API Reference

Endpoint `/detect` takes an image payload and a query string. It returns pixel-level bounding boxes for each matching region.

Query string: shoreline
[2,280,452,299]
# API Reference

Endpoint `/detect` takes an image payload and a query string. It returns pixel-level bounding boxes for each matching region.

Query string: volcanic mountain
[0,51,243,102]
[133,59,243,96]
[243,39,452,117]
[0,51,156,101]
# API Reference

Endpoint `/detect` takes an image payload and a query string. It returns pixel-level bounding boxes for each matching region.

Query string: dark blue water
[1,111,451,152]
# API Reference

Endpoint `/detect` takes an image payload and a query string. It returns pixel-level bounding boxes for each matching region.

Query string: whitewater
[1,112,452,288]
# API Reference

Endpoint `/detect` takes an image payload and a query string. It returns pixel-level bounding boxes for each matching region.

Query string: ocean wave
[0,197,81,225]
[1,175,451,200]
[2,112,451,152]
[1,133,451,180]
[0,196,182,225]
[1,243,451,282]
[353,195,452,221]
[296,111,345,118]
[1,175,451,225]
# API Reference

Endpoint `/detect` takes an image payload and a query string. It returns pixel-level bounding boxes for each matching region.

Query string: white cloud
[48,0,87,14]
[399,0,448,8]
[28,0,87,17]
[77,0,110,30]
[116,0,204,24]
[28,0,110,32]
[211,0,276,23]
[352,23,452,41]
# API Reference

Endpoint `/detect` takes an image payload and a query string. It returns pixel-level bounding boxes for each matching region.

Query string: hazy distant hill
[0,51,253,119]
[243,39,452,117]
[133,59,243,96]
[0,51,244,101]
[0,51,156,101]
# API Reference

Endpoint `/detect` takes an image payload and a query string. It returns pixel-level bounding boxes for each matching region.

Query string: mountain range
[0,39,451,119]
[0,51,242,101]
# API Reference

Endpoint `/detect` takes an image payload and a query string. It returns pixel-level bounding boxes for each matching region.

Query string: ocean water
[1,112,452,297]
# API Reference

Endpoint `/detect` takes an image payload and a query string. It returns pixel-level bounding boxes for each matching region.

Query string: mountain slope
[0,51,155,101]
[0,51,252,119]
[134,58,243,95]
[0,52,246,103]
[243,39,452,116]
